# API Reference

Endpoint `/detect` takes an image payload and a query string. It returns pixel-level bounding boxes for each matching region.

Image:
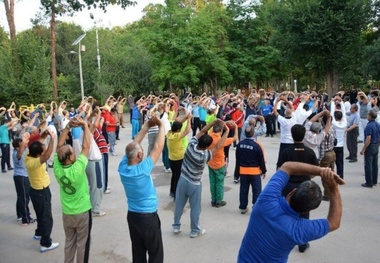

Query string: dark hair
[212,121,224,133]
[303,104,309,111]
[290,181,322,213]
[171,121,183,132]
[368,109,377,120]
[198,134,213,149]
[28,141,44,157]
[244,125,255,138]
[12,138,22,148]
[334,111,343,121]
[224,114,232,121]
[291,124,306,142]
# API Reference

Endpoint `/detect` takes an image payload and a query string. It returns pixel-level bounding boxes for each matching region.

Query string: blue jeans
[239,175,262,209]
[107,132,116,154]
[132,119,139,139]
[162,139,170,169]
[364,143,379,186]
[173,176,202,234]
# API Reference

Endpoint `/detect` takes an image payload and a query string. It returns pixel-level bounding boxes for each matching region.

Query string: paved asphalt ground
[0,117,379,263]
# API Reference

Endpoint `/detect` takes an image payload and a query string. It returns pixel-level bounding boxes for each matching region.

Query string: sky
[0,0,165,33]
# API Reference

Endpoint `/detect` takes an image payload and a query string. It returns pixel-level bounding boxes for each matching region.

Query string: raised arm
[149,117,165,164]
[39,129,55,164]
[195,119,217,139]
[180,113,192,139]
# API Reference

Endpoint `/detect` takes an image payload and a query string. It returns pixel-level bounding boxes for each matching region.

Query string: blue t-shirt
[261,105,273,116]
[71,127,82,140]
[118,156,157,213]
[0,124,10,144]
[238,170,329,263]
[132,106,140,120]
[198,107,207,121]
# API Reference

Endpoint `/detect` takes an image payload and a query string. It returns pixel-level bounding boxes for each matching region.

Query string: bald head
[244,125,255,138]
[126,142,143,163]
[57,145,75,164]
[249,118,256,126]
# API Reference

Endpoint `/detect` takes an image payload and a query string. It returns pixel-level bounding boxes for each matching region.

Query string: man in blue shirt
[238,162,344,263]
[360,110,380,188]
[118,116,165,263]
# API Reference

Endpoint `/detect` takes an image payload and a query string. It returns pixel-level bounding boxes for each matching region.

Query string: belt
[128,211,157,217]
[239,166,261,175]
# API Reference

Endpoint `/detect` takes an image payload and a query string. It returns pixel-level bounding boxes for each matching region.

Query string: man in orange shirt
[208,121,238,207]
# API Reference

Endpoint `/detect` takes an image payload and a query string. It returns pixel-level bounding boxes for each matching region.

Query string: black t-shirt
[277,143,319,184]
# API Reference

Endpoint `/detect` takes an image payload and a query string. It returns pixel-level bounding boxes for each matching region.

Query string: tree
[263,0,371,96]
[2,0,16,41]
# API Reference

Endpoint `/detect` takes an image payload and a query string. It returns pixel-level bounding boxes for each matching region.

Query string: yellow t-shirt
[168,110,175,124]
[25,155,50,189]
[208,132,234,169]
[167,132,186,161]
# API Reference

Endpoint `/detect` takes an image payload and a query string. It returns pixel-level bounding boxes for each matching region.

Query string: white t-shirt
[277,114,296,144]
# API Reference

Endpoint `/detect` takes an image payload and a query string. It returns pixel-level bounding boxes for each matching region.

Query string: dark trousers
[364,144,379,186]
[127,211,164,263]
[192,117,201,136]
[13,176,32,223]
[116,125,120,140]
[199,120,206,130]
[129,109,133,123]
[239,175,262,209]
[264,115,275,135]
[282,182,310,249]
[162,139,170,169]
[347,128,358,159]
[233,127,242,147]
[169,159,183,196]
[102,153,109,192]
[334,147,344,178]
[30,186,53,247]
[0,143,11,170]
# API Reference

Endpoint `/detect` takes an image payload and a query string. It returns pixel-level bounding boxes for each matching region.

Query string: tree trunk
[3,0,16,41]
[50,7,58,101]
[333,70,339,95]
[326,71,333,99]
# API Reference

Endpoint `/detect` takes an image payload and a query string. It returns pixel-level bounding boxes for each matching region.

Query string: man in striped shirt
[172,119,229,238]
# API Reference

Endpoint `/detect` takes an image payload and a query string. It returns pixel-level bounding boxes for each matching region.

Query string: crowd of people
[0,87,379,262]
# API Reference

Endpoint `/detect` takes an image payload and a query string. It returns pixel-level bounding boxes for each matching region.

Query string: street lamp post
[72,33,86,99]
[294,79,298,93]
[90,13,101,75]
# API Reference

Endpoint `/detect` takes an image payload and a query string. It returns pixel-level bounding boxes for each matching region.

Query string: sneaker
[349,159,357,163]
[234,178,239,184]
[2,169,6,173]
[92,211,106,217]
[104,189,111,194]
[345,156,352,160]
[107,186,111,190]
[225,173,231,178]
[111,152,118,156]
[211,201,216,207]
[8,167,14,171]
[17,217,22,221]
[33,235,42,240]
[240,208,248,214]
[190,229,206,238]
[215,201,227,208]
[165,168,172,173]
[173,228,181,234]
[40,242,59,253]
